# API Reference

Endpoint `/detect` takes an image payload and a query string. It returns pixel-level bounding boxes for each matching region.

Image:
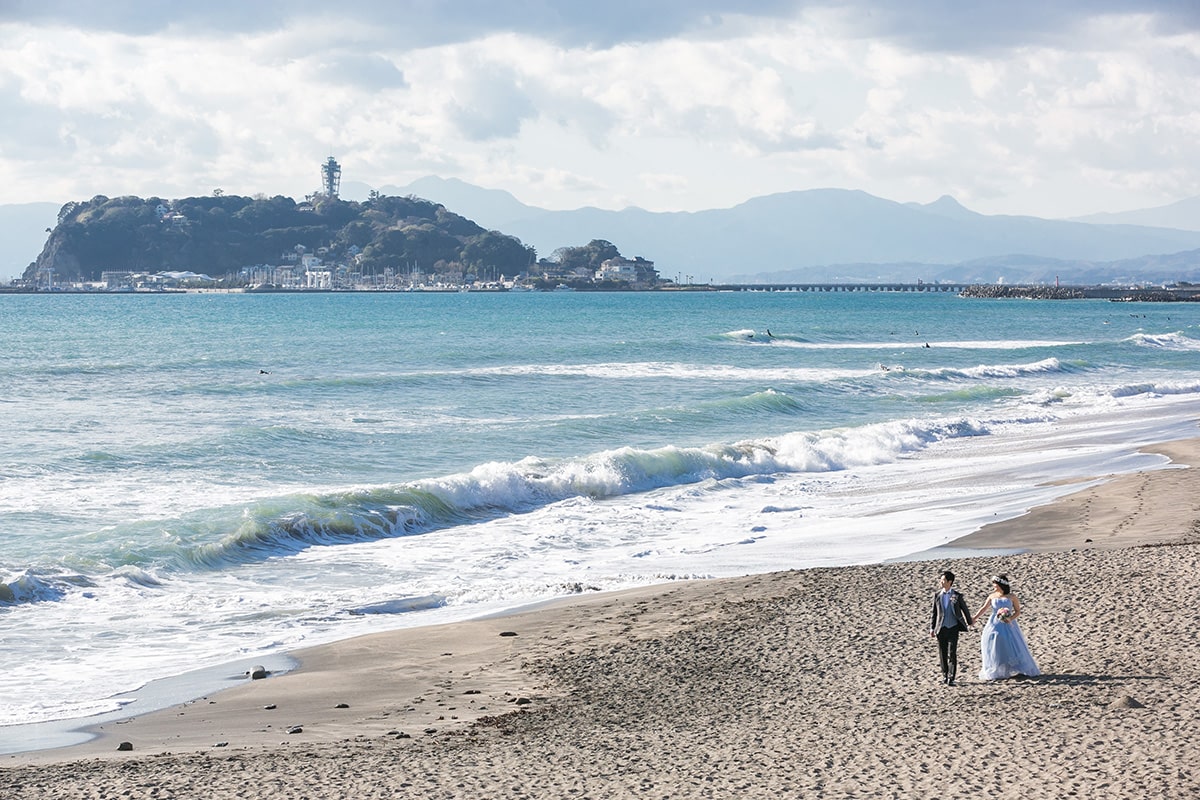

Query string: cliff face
[24,193,537,283]
[28,232,82,281]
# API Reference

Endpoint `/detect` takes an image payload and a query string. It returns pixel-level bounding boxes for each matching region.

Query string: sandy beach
[3,440,1199,798]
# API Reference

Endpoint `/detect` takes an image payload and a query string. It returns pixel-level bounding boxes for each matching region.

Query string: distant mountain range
[1070,196,1200,231]
[7,182,1200,284]
[359,178,1200,284]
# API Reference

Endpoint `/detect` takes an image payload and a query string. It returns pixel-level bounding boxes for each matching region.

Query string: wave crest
[906,358,1075,381]
[1128,332,1200,351]
[0,569,95,607]
[166,416,993,569]
[1109,380,1200,399]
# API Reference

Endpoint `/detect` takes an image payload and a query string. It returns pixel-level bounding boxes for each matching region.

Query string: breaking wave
[1108,380,1200,399]
[0,569,96,607]
[897,358,1081,381]
[1128,332,1200,351]
[163,415,992,570]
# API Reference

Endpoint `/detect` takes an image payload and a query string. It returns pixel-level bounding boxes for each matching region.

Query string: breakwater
[715,282,968,293]
[957,285,1200,301]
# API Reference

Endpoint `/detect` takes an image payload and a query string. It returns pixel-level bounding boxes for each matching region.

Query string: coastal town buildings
[596,256,658,286]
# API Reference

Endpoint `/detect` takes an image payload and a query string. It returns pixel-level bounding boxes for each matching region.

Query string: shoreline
[6,438,1195,759]
[4,437,1200,796]
[8,284,1200,300]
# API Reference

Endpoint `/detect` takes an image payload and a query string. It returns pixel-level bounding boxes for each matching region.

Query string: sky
[1,0,1199,219]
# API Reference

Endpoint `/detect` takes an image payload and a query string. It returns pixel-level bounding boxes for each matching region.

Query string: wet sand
[3,440,1199,798]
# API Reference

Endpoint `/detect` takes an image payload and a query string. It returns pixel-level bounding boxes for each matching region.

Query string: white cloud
[0,3,1198,223]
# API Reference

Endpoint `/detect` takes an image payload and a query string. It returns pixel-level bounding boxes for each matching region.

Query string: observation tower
[320,156,342,199]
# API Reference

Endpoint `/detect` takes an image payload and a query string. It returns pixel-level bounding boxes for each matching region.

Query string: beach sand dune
[4,442,1200,798]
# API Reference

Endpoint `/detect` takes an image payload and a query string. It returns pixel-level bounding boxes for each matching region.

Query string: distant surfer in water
[765,329,774,338]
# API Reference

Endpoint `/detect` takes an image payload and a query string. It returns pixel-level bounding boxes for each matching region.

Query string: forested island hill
[18,171,659,292]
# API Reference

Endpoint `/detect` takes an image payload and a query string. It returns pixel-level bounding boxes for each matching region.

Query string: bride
[972,574,1040,680]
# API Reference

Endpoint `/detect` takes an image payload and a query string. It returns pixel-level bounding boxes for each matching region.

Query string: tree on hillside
[233,195,301,229]
[435,207,485,238]
[312,197,361,227]
[552,239,621,272]
[400,224,463,271]
[460,231,536,281]
[337,220,374,249]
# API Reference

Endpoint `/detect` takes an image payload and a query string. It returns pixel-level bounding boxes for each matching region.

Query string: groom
[929,569,974,685]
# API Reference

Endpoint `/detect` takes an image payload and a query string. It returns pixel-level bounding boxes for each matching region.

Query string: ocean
[2,289,1198,745]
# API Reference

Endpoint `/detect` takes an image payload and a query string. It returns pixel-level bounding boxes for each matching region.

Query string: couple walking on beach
[930,570,1040,685]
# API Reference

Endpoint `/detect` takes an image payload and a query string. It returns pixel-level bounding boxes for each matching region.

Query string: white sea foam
[459,358,1088,384]
[725,337,1089,350]
[464,361,873,382]
[1128,332,1200,350]
[895,358,1075,381]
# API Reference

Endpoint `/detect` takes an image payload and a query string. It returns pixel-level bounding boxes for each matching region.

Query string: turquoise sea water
[2,290,1199,737]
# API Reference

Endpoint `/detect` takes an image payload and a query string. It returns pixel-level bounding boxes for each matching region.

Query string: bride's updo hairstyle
[992,575,1011,594]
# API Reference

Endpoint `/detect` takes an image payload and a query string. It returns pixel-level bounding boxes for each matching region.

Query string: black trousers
[937,626,961,680]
